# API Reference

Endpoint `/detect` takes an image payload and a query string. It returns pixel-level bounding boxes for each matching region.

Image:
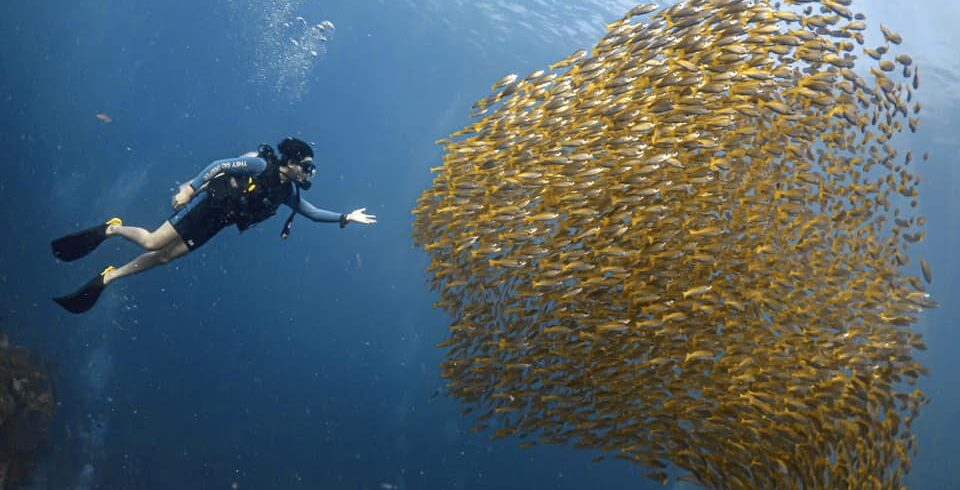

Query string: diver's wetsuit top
[170,156,342,250]
[188,156,343,223]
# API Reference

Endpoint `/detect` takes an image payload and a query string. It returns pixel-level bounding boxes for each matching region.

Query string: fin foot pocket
[52,266,114,314]
[50,218,122,261]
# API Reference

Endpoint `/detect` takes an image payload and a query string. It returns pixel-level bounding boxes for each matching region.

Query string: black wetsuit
[170,156,343,249]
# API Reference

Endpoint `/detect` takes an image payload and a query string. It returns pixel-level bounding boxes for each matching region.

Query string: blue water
[1,0,958,488]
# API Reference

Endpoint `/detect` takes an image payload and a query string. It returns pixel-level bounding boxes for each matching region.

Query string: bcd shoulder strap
[257,143,298,240]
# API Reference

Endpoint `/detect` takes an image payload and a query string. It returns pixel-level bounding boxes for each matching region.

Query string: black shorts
[169,193,235,250]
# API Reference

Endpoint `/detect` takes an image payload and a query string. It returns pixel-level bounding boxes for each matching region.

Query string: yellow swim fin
[51,218,122,262]
[52,266,115,314]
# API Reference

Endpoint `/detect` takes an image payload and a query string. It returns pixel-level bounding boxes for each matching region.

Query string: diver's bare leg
[102,237,190,286]
[106,221,180,251]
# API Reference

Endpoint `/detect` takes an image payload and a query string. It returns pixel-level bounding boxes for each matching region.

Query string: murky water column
[72,344,113,490]
[225,0,335,101]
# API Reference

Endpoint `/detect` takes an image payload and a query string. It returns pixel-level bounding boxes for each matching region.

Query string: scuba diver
[51,137,376,314]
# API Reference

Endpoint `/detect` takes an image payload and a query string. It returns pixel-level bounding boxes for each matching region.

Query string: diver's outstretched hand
[346,208,377,225]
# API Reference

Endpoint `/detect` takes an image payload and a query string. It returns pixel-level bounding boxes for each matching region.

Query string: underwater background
[1,0,958,488]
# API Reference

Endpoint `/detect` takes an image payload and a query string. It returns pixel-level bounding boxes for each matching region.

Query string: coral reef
[0,332,55,490]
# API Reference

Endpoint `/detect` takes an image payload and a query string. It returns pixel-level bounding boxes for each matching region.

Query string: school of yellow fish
[412,0,934,488]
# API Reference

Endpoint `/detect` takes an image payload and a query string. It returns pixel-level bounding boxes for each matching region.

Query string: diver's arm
[187,156,268,191]
[289,195,346,225]
[172,156,268,210]
[291,197,378,227]
[283,191,378,227]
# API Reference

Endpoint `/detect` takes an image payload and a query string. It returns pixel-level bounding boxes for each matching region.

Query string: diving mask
[294,157,315,190]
